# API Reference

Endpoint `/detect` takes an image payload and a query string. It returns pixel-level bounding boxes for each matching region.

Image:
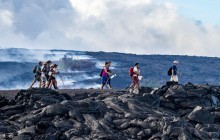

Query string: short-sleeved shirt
[171,65,177,75]
[35,65,41,75]
[41,66,47,77]
[133,66,140,76]
[102,66,109,77]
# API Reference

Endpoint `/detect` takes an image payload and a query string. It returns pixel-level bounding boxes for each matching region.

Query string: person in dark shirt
[29,61,42,88]
[170,60,179,82]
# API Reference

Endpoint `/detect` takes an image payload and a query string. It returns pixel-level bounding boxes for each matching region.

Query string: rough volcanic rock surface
[0,83,220,139]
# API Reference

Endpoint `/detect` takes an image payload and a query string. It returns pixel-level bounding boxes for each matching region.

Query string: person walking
[41,62,47,88]
[170,60,179,82]
[107,61,112,88]
[45,60,52,88]
[29,61,42,88]
[100,61,112,89]
[129,63,140,94]
[48,64,59,89]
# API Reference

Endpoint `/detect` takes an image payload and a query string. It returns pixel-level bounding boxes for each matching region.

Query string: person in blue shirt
[170,60,179,82]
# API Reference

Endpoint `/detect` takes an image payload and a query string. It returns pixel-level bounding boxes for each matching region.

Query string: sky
[0,0,220,57]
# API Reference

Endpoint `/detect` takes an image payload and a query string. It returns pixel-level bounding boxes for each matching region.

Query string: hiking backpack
[129,67,134,77]
[99,69,104,77]
[167,67,172,76]
[32,65,38,74]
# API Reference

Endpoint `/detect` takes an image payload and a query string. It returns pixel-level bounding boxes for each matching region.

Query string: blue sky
[169,0,220,25]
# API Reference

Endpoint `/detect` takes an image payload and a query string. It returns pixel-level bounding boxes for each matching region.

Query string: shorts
[49,76,56,80]
[34,74,41,82]
[132,75,139,84]
[102,76,110,85]
[170,75,178,82]
[46,74,50,81]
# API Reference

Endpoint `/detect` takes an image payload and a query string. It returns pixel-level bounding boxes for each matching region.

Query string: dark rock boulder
[0,96,9,108]
[0,84,220,139]
[187,106,215,124]
[165,85,187,99]
[42,103,71,116]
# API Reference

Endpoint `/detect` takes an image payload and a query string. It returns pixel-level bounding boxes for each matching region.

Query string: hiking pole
[104,74,117,89]
[58,75,65,88]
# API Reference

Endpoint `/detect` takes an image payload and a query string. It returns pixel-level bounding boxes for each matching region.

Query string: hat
[173,60,179,64]
[47,60,52,63]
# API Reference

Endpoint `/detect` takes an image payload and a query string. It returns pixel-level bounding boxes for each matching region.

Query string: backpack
[32,65,38,74]
[167,67,172,76]
[129,67,134,77]
[99,69,104,77]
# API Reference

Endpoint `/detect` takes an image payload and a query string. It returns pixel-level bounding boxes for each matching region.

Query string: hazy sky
[0,0,220,57]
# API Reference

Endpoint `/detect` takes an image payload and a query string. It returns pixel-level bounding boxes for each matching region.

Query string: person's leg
[41,76,46,88]
[100,76,107,89]
[49,80,54,89]
[107,78,111,89]
[29,80,36,88]
[46,77,51,88]
[129,76,135,93]
[133,76,139,94]
[54,79,58,89]
[174,75,178,82]
[130,83,134,88]
[29,76,37,88]
[45,75,49,88]
[38,80,41,88]
[170,76,174,81]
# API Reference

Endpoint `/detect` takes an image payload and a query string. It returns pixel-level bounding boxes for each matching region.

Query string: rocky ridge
[0,83,220,139]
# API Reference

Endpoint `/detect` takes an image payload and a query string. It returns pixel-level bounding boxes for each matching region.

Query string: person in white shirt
[41,62,47,88]
[131,63,140,94]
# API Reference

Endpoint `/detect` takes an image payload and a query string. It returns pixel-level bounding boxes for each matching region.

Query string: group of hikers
[29,60,60,89]
[100,60,179,94]
[30,59,179,94]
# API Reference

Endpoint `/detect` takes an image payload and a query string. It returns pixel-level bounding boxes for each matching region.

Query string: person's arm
[56,69,60,74]
[52,68,59,74]
[171,69,174,76]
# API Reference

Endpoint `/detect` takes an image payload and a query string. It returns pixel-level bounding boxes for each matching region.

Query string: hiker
[100,61,112,89]
[48,64,59,89]
[129,63,140,94]
[107,61,112,87]
[170,60,179,82]
[41,62,47,88]
[45,60,52,88]
[29,61,42,88]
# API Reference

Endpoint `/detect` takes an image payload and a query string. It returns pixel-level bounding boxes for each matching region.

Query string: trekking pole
[104,74,117,89]
[58,75,65,88]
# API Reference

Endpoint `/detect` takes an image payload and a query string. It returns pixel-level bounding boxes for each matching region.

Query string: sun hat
[173,60,179,64]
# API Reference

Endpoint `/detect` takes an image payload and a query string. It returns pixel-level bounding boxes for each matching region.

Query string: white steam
[0,0,220,56]
[0,49,92,62]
